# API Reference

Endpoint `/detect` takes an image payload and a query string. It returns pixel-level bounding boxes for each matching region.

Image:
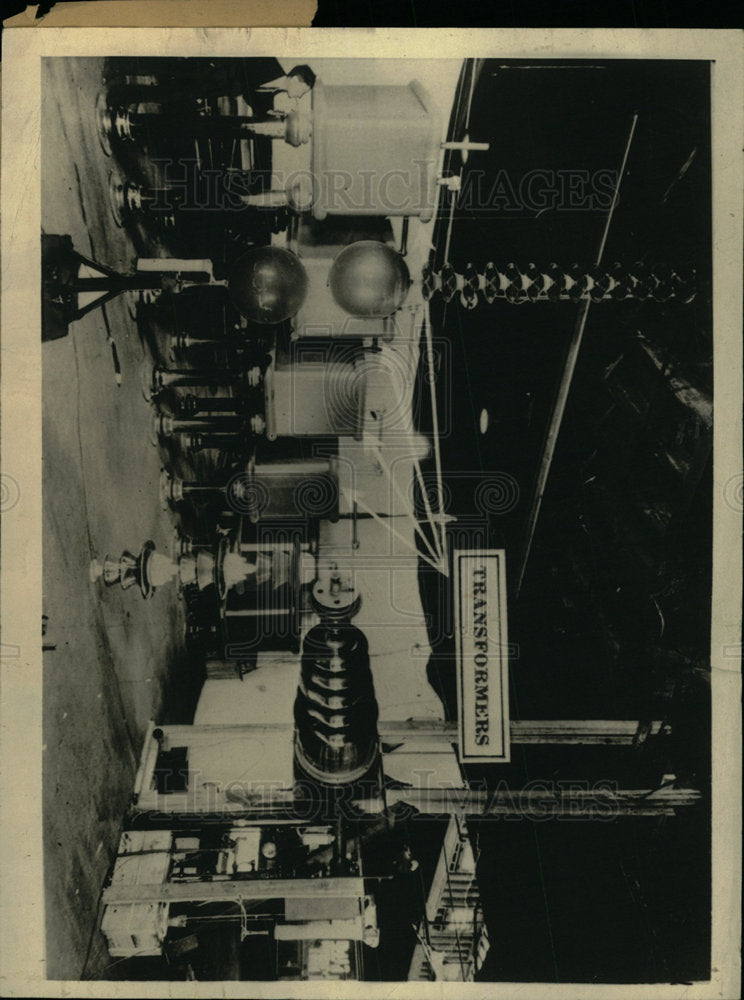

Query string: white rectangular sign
[455,549,511,762]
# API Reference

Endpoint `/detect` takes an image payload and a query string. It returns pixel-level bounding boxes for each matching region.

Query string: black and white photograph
[0,26,741,997]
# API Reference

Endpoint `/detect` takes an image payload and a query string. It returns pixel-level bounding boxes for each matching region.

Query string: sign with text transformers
[455,549,510,762]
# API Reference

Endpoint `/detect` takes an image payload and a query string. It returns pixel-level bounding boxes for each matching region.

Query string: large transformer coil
[293,624,379,787]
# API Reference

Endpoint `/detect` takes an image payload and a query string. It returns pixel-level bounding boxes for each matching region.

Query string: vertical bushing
[293,624,379,787]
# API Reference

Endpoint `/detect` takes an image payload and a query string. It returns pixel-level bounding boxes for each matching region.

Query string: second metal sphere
[328,241,411,318]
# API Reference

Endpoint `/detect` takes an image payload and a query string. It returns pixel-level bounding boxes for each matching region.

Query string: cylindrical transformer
[294,624,379,787]
[237,456,339,522]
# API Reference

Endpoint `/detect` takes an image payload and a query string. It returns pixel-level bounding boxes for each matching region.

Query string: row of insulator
[421,261,697,308]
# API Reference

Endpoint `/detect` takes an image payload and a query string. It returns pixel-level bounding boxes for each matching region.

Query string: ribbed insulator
[293,624,379,786]
[421,261,697,306]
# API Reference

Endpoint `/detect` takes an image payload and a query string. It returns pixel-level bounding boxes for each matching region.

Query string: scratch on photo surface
[662,147,698,202]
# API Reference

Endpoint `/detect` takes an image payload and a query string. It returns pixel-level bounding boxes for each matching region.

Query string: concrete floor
[41,58,193,980]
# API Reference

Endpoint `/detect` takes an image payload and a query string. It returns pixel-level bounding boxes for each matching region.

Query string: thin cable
[423,305,449,572]
[406,396,444,559]
[464,60,477,132]
[349,493,444,575]
[516,113,639,596]
[411,450,444,559]
[370,444,442,565]
[441,176,459,267]
[430,59,470,270]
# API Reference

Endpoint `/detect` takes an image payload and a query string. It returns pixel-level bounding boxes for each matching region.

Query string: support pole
[378,718,668,747]
[104,876,365,906]
[378,785,699,818]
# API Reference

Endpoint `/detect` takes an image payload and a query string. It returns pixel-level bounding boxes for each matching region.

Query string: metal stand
[42,233,214,341]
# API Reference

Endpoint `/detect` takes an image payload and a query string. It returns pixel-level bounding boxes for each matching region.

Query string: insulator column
[96,92,311,151]
[145,364,260,399]
[178,394,245,416]
[293,624,379,788]
[152,413,247,439]
[421,261,697,307]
